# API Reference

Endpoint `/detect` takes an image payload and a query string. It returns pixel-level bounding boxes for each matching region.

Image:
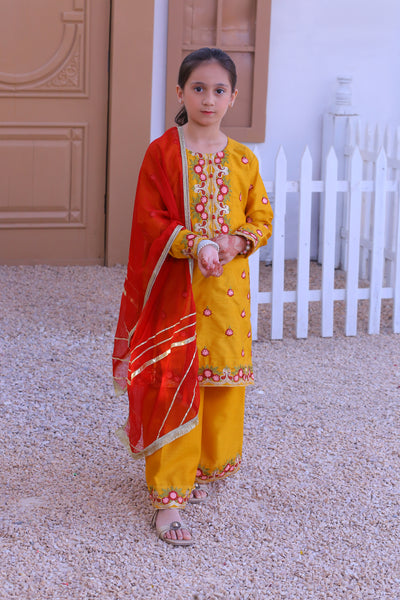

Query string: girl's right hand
[198,246,223,278]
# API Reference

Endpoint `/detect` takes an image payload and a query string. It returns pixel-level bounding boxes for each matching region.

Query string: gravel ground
[1,263,399,600]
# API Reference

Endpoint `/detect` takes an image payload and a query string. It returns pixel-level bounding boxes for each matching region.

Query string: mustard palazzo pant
[146,386,245,509]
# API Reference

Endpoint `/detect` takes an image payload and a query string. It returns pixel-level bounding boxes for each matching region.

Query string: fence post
[345,147,363,336]
[296,147,313,338]
[369,147,387,333]
[271,147,287,340]
[321,147,338,337]
[249,250,260,340]
[393,128,400,333]
[393,179,400,333]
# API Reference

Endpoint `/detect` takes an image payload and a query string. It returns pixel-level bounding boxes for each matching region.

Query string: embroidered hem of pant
[195,454,241,483]
[149,487,193,509]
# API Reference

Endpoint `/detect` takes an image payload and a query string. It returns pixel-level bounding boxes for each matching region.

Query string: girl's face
[177,60,237,129]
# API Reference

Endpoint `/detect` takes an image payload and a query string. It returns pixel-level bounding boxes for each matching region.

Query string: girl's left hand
[213,234,247,265]
[198,245,223,278]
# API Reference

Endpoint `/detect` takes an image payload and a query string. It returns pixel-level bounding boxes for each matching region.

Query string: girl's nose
[202,92,214,105]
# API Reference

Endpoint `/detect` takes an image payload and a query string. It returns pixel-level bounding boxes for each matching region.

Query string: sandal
[188,482,209,504]
[151,510,194,547]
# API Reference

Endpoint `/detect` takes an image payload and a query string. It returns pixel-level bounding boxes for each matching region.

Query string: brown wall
[106,0,155,266]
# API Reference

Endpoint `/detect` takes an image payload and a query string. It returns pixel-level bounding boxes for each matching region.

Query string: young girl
[113,47,273,546]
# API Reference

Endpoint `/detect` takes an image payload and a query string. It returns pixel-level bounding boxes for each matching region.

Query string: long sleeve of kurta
[169,228,207,259]
[233,154,273,256]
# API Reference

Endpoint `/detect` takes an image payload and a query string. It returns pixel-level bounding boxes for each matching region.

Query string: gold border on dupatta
[127,224,184,346]
[177,126,194,280]
[116,414,199,459]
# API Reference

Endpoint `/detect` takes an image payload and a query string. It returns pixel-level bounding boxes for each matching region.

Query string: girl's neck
[182,123,228,154]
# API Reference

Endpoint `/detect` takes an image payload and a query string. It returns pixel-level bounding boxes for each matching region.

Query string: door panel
[0,0,110,264]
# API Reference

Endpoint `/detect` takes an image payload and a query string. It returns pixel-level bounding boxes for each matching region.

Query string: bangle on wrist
[239,239,251,255]
[197,239,220,255]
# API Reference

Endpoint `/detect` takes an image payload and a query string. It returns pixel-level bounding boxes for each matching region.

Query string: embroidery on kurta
[188,150,231,238]
[198,365,254,385]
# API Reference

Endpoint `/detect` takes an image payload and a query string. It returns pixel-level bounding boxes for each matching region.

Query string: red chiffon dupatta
[112,127,200,457]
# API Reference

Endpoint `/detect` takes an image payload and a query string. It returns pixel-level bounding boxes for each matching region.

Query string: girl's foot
[155,508,192,543]
[188,482,208,504]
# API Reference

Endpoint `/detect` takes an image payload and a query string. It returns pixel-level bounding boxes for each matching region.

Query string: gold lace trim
[129,333,196,382]
[178,126,194,281]
[115,415,199,459]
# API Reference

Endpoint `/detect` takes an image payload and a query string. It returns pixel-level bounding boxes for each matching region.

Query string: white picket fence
[249,144,400,340]
[344,121,400,285]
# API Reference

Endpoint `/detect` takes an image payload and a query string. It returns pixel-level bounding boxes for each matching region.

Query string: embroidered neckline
[186,138,230,157]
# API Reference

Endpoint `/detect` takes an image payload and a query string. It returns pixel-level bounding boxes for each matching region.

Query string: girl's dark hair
[175,47,237,126]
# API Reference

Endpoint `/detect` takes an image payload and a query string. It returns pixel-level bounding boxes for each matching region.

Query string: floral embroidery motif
[241,156,249,164]
[227,288,234,296]
[201,347,210,356]
[150,487,192,509]
[196,455,242,483]
[203,307,212,316]
[262,196,269,204]
[189,151,231,238]
[181,233,197,257]
[225,327,233,336]
[186,233,195,248]
[198,365,253,384]
[238,228,259,244]
[181,232,206,258]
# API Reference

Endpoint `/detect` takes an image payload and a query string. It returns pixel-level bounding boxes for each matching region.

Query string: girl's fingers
[199,257,223,278]
[198,245,222,277]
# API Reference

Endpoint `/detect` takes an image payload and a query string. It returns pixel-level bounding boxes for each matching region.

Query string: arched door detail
[0,0,87,96]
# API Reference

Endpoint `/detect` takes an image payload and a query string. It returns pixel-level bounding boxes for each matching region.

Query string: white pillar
[319,76,359,268]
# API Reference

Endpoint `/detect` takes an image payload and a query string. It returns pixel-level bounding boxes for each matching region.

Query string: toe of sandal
[188,482,209,504]
[151,510,195,547]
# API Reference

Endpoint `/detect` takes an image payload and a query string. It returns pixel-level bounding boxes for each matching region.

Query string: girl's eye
[194,86,203,92]
[216,88,225,95]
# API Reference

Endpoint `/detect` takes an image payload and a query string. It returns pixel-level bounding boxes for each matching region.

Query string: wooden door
[0,0,110,264]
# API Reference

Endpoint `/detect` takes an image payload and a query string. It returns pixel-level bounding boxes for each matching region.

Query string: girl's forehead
[188,61,231,85]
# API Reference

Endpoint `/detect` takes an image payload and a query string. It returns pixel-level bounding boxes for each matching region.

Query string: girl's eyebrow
[190,81,229,88]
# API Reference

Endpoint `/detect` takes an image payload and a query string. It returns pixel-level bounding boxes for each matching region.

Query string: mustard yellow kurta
[170,138,273,385]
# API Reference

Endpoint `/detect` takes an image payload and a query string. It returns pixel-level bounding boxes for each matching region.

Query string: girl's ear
[229,89,238,108]
[176,85,184,104]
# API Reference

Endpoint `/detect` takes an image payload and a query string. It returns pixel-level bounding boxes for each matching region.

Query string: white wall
[151,0,400,259]
[261,0,400,180]
[263,0,400,258]
[151,0,168,142]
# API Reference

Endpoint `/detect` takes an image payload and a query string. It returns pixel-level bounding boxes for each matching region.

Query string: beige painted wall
[106,0,155,266]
